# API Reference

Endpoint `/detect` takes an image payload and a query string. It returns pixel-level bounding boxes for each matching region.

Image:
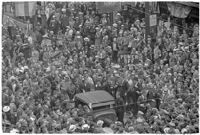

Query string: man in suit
[126,77,142,117]
[115,92,125,124]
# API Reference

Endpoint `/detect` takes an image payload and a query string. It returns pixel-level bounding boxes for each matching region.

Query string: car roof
[75,90,115,106]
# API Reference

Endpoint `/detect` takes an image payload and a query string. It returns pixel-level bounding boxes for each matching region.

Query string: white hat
[9,76,16,81]
[178,42,184,46]
[174,129,180,134]
[136,117,144,123]
[113,23,118,27]
[112,64,120,68]
[97,120,104,127]
[177,114,184,119]
[69,125,77,132]
[135,19,140,23]
[181,128,187,133]
[102,127,114,133]
[113,70,117,73]
[3,106,10,112]
[62,8,66,12]
[62,71,68,75]
[30,116,35,121]
[138,111,144,115]
[82,124,90,130]
[76,36,81,39]
[140,104,145,107]
[42,34,49,38]
[23,66,28,69]
[68,59,73,64]
[79,12,83,15]
[10,129,19,133]
[50,31,54,34]
[46,67,51,72]
[117,13,121,16]
[140,23,145,27]
[164,127,170,133]
[76,31,80,34]
[84,37,89,41]
[68,29,73,35]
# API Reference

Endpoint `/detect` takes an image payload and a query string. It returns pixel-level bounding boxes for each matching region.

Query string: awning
[15,2,36,17]
[167,2,192,18]
[3,14,32,32]
[175,2,199,8]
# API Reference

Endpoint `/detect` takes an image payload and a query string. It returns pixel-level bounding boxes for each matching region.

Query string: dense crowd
[2,2,199,133]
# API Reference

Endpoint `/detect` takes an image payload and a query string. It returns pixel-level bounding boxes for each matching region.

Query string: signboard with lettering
[149,14,157,26]
[119,54,141,65]
[96,2,121,13]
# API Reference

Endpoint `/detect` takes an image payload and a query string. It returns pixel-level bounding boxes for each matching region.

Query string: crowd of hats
[2,2,199,134]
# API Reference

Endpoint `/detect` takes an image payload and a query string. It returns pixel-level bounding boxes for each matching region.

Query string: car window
[75,100,86,107]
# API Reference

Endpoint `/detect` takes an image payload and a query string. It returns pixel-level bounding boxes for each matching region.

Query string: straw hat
[102,127,114,133]
[113,23,117,27]
[164,127,170,133]
[42,34,49,38]
[115,121,123,126]
[69,124,77,132]
[116,13,121,16]
[97,120,104,127]
[102,14,107,17]
[169,122,175,127]
[9,76,16,81]
[3,106,10,112]
[10,129,19,133]
[62,8,66,12]
[136,117,144,123]
[138,111,144,116]
[46,67,51,72]
[181,128,187,133]
[82,124,90,130]
[84,37,89,41]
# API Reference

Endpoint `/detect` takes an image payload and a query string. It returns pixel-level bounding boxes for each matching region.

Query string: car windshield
[93,105,110,111]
